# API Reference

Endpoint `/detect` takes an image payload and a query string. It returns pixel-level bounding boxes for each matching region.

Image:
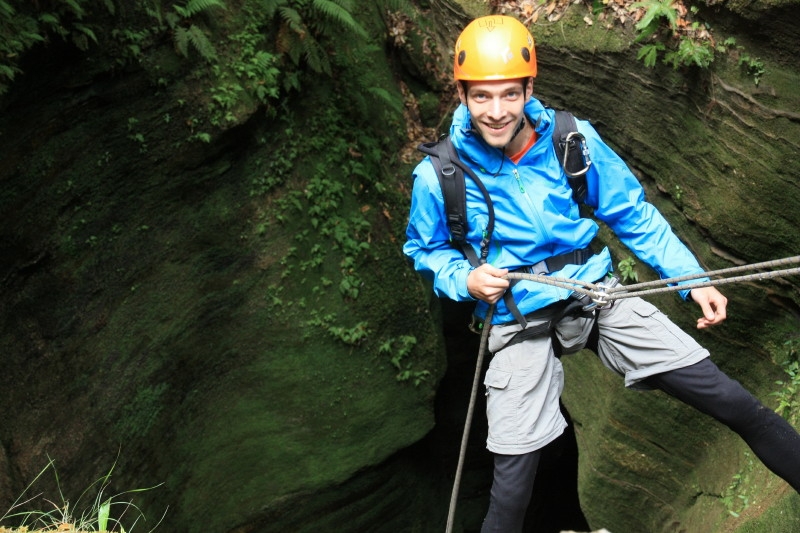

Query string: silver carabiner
[562,131,592,178]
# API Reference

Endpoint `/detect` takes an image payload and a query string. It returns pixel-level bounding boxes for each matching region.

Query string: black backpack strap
[552,110,592,204]
[418,137,494,267]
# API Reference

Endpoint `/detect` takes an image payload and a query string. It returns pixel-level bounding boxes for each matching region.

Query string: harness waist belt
[513,246,594,277]
[504,246,594,327]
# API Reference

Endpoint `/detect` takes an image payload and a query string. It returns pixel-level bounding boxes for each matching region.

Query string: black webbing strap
[420,138,495,267]
[503,246,594,327]
[503,294,596,351]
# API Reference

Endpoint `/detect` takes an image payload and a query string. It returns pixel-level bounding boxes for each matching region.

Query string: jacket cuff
[455,265,478,301]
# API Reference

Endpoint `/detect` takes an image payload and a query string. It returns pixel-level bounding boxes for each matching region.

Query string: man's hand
[467,264,510,304]
[690,286,728,329]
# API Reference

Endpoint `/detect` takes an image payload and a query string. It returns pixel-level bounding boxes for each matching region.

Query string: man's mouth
[486,122,508,131]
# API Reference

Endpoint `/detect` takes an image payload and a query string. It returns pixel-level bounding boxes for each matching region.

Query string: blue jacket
[404,97,705,324]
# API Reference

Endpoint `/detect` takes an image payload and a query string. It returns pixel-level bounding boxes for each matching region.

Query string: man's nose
[487,97,505,119]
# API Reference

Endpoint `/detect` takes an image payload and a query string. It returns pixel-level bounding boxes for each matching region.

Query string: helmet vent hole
[521,48,531,62]
[458,50,466,66]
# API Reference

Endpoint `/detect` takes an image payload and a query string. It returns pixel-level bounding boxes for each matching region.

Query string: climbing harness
[444,254,800,532]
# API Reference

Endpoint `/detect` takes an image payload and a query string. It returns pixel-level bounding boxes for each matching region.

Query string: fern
[277,6,304,37]
[63,0,87,18]
[174,0,227,18]
[74,23,98,44]
[188,24,218,61]
[0,63,18,81]
[311,0,367,39]
[0,1,14,18]
[261,0,285,16]
[270,0,367,74]
[300,32,331,74]
[367,87,402,113]
[174,25,190,57]
[174,24,218,61]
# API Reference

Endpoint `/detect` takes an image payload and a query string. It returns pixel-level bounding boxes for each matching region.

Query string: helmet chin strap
[506,115,527,148]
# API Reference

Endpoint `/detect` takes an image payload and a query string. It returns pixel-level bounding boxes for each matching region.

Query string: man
[403,14,800,532]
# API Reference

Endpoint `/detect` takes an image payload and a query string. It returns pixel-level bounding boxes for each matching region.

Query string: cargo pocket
[484,368,516,445]
[630,298,659,318]
[629,298,685,348]
[629,297,698,354]
[485,368,512,390]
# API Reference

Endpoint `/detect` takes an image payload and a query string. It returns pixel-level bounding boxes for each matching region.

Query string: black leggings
[643,357,800,491]
[481,358,800,533]
[481,451,541,533]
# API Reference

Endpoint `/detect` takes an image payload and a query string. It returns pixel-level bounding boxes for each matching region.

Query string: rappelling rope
[446,304,494,533]
[444,255,800,532]
[506,255,800,306]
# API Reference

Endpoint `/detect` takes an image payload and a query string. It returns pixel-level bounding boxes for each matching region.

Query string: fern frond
[187,24,218,61]
[72,23,97,51]
[0,1,15,18]
[145,6,164,26]
[173,24,217,61]
[0,63,19,80]
[262,0,287,19]
[74,23,98,44]
[300,36,330,75]
[64,0,86,18]
[277,6,304,36]
[311,0,367,38]
[102,0,115,14]
[38,13,59,26]
[367,87,402,113]
[174,0,227,18]
[275,26,302,65]
[164,11,180,29]
[174,26,190,57]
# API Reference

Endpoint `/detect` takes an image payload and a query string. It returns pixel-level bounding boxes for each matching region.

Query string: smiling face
[458,77,534,154]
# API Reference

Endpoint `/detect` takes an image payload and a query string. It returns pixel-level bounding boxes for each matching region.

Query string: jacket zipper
[512,167,551,245]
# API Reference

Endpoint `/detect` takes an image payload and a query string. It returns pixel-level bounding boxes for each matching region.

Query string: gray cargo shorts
[484,295,709,455]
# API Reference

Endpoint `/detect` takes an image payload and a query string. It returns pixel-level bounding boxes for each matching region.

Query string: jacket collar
[450,97,552,171]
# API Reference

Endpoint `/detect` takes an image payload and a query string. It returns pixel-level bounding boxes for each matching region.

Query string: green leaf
[637,43,663,68]
[98,499,111,531]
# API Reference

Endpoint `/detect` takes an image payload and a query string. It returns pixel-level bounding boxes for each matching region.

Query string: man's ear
[524,77,533,99]
[457,81,467,105]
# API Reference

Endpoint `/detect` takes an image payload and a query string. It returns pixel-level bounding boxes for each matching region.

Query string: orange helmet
[454,15,537,81]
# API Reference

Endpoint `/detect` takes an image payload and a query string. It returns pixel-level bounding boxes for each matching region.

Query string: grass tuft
[0,455,165,533]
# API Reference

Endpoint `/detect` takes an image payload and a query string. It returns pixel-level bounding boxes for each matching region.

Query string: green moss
[734,492,800,533]
[533,6,632,53]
